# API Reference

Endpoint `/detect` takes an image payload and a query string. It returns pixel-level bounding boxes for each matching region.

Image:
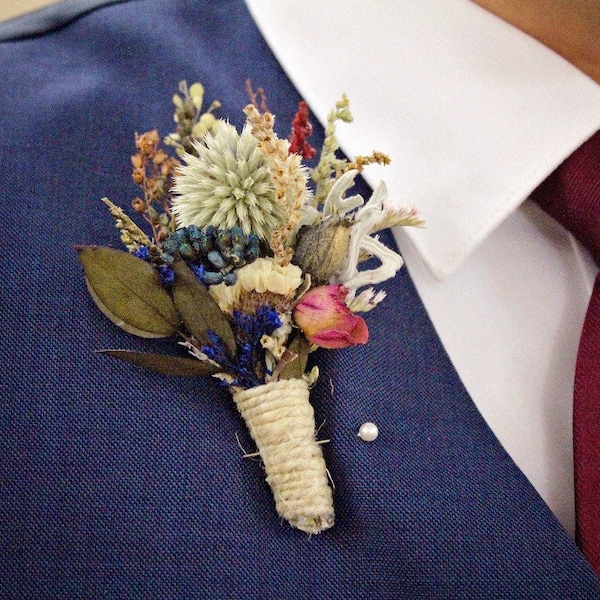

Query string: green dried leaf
[279,333,311,380]
[76,246,180,338]
[98,349,219,377]
[171,260,236,356]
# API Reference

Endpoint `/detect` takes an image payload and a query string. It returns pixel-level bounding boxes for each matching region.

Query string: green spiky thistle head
[171,122,286,240]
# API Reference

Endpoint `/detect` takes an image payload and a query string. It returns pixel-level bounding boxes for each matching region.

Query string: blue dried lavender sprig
[232,306,282,385]
[201,306,283,389]
[201,330,262,389]
[134,246,151,261]
[161,225,260,286]
[201,330,231,366]
[256,305,283,333]
[158,264,175,287]
[134,245,176,287]
[233,307,282,343]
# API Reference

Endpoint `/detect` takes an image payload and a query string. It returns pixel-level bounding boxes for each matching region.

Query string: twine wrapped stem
[232,378,334,534]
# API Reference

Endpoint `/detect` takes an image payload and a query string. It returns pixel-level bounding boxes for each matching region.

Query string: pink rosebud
[293,285,369,349]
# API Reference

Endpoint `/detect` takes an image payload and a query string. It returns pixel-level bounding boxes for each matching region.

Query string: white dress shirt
[246,0,600,535]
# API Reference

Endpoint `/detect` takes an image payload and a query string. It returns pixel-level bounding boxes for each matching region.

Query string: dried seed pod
[292,217,352,284]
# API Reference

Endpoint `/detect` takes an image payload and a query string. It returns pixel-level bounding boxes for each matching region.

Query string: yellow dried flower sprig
[243,104,312,264]
[130,129,180,244]
[101,197,152,251]
[310,94,354,207]
[165,80,221,156]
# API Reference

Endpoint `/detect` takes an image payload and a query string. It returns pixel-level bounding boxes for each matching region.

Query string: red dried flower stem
[289,101,317,160]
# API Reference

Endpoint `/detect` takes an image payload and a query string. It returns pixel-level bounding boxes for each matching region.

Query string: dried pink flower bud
[293,285,368,349]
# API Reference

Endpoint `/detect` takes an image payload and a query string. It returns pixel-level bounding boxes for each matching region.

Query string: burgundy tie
[531,129,600,576]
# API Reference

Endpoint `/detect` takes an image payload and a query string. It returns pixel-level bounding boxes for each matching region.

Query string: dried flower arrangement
[76,81,422,534]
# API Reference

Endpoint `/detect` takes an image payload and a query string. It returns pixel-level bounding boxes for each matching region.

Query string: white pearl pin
[358,422,379,442]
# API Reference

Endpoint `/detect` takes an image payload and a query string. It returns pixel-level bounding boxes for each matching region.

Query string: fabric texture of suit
[1,1,599,597]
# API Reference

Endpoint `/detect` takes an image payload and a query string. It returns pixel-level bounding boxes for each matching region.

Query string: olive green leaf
[278,333,312,380]
[76,246,180,338]
[171,259,236,356]
[97,349,220,377]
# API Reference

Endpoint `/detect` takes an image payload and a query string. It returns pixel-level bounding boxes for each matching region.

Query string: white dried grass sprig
[243,105,312,263]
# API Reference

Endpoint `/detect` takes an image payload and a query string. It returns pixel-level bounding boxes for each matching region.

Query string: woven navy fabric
[1,1,599,597]
[0,0,129,41]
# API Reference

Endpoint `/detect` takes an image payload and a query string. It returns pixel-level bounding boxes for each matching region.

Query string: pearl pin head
[358,422,379,442]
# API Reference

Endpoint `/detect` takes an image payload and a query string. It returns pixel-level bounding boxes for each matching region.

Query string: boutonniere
[76,81,422,534]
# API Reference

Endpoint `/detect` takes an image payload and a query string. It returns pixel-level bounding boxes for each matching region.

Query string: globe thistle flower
[172,122,287,240]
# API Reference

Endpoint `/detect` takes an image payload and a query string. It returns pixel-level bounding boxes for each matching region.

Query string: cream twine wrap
[232,378,334,534]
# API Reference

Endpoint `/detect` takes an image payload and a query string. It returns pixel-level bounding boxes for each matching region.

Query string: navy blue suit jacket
[1,1,599,597]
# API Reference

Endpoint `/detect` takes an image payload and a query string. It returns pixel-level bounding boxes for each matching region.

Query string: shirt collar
[247,0,600,279]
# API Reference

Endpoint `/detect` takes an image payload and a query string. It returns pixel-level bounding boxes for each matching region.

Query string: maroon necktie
[531,129,600,577]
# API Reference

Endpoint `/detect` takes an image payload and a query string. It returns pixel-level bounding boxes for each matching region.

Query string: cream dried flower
[345,287,387,312]
[171,122,286,240]
[243,104,312,263]
[209,257,303,313]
